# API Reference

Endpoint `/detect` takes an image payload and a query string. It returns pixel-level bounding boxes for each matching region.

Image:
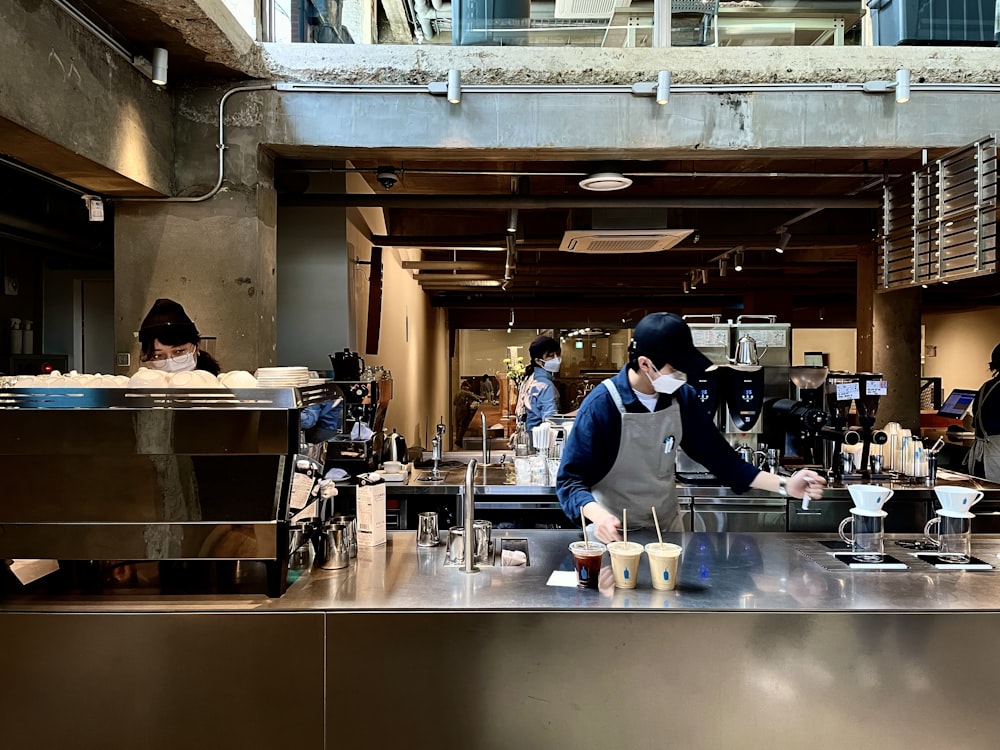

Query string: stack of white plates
[255,366,310,387]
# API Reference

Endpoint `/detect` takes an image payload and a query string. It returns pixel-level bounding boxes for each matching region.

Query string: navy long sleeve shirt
[556,366,760,523]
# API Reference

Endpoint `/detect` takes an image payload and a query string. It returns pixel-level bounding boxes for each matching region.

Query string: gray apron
[967,379,1000,482]
[592,379,684,533]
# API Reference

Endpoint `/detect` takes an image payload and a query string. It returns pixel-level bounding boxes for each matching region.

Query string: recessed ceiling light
[579,172,633,192]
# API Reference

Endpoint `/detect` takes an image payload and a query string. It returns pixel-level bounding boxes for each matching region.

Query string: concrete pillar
[114,86,277,374]
[277,172,354,370]
[873,287,922,432]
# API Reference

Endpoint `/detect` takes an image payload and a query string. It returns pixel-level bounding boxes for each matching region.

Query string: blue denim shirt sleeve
[556,370,628,522]
[556,367,759,522]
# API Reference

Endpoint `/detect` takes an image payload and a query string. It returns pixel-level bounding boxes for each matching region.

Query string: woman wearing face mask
[137,298,221,375]
[557,312,825,542]
[515,335,563,431]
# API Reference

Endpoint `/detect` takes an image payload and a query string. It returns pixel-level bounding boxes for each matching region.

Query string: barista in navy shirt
[556,312,826,543]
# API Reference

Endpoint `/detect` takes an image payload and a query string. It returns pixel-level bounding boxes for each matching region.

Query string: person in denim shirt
[516,335,562,430]
[556,313,826,543]
[301,398,344,443]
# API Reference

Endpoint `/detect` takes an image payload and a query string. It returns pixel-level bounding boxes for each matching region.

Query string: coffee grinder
[822,371,889,480]
[788,365,830,465]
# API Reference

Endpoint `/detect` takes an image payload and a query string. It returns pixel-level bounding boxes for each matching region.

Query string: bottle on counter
[513,416,532,457]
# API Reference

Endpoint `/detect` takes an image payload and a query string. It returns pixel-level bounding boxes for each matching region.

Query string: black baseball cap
[138,298,199,343]
[629,312,712,375]
[991,343,1000,370]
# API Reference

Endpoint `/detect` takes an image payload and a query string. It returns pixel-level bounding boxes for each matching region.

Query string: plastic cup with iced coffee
[607,541,644,589]
[645,542,682,590]
[569,541,606,589]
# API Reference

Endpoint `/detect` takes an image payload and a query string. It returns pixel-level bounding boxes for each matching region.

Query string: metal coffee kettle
[381,428,408,464]
[730,333,767,366]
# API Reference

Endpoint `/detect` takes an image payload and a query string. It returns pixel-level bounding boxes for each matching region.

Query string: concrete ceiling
[17,1,998,329]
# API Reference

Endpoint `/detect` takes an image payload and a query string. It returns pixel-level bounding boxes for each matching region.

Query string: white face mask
[644,360,686,394]
[541,356,561,374]
[149,350,198,373]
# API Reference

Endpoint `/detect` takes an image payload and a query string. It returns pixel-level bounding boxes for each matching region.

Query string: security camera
[376,167,398,190]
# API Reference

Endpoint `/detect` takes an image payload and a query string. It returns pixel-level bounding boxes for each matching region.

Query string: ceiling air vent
[559,229,693,254]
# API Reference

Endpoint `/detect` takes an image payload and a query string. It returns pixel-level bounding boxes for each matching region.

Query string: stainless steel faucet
[430,421,446,480]
[481,410,490,466]
[464,458,479,573]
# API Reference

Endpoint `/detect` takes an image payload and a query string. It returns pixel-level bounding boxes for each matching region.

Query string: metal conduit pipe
[281,195,879,209]
[116,83,276,204]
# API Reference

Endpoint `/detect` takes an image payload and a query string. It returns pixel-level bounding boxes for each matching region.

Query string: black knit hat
[138,298,199,342]
[628,312,712,375]
[529,335,560,362]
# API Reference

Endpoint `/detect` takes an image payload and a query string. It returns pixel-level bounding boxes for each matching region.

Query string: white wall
[923,308,1000,393]
[792,328,857,371]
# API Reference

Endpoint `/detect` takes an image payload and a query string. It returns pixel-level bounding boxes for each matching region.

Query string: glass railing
[233,0,998,47]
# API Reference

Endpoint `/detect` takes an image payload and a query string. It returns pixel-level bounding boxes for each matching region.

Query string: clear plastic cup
[607,541,644,589]
[645,542,682,591]
[569,541,606,589]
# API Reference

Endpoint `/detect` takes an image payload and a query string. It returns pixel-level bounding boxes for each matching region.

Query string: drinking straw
[622,508,628,544]
[581,514,589,548]
[652,506,664,546]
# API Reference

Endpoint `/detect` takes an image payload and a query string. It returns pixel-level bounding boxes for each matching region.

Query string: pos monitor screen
[937,388,978,418]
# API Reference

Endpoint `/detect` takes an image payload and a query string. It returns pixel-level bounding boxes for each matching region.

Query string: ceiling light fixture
[776,227,791,253]
[447,69,462,104]
[428,69,462,103]
[734,249,744,272]
[508,308,515,328]
[630,70,672,105]
[507,208,518,234]
[578,172,633,191]
[719,258,728,276]
[683,280,690,294]
[656,70,671,105]
[151,47,168,85]
[862,69,910,104]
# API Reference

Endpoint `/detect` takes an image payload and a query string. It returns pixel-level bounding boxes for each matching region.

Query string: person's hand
[582,502,622,543]
[788,469,826,501]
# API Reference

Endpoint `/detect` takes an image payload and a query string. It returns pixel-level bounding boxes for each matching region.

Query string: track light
[151,47,168,85]
[719,258,728,276]
[427,69,462,103]
[895,68,910,103]
[699,269,708,286]
[630,70,672,104]
[690,269,699,290]
[733,250,744,272]
[508,308,515,328]
[862,68,910,104]
[683,280,690,294]
[507,208,518,234]
[656,70,671,105]
[776,228,791,253]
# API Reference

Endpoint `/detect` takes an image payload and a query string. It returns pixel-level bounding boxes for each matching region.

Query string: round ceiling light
[579,172,633,192]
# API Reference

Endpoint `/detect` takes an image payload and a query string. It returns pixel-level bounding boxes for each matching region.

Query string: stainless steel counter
[6,530,1000,750]
[5,530,1000,613]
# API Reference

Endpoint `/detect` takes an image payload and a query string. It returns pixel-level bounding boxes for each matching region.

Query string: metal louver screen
[878,135,998,290]
[579,238,664,253]
[554,0,622,18]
